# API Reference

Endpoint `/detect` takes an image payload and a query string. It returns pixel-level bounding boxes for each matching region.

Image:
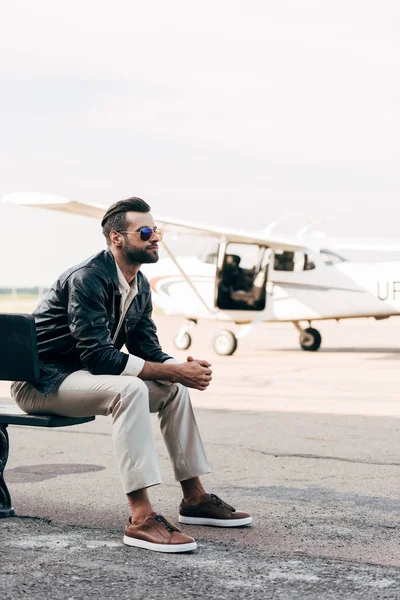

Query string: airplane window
[304,255,316,271]
[273,250,315,271]
[319,249,347,266]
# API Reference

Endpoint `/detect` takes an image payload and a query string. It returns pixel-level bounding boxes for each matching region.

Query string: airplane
[3,192,400,356]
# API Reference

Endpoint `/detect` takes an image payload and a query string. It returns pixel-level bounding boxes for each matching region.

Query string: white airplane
[3,192,400,355]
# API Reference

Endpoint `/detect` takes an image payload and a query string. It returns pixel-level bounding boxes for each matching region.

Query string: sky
[1,1,400,285]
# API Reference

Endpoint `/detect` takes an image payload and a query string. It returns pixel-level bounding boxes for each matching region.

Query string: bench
[0,314,94,518]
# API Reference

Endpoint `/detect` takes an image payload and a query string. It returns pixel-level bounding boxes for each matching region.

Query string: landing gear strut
[294,322,322,352]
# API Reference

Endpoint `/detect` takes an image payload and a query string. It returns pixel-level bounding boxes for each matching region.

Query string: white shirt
[114,262,179,380]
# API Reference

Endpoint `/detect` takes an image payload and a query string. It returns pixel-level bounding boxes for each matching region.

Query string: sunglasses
[118,226,163,242]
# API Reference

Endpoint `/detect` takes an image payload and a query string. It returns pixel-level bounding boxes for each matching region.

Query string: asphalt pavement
[1,317,400,599]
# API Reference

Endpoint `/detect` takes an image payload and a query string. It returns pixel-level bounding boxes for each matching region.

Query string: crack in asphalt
[205,442,400,467]
[244,448,400,467]
[9,428,400,466]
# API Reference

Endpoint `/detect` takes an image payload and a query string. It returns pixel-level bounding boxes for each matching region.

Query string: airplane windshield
[198,242,219,265]
[319,249,347,266]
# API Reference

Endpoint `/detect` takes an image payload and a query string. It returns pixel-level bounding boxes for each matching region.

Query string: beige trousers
[11,372,210,494]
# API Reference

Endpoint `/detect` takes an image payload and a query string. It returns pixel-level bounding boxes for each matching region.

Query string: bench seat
[0,404,95,427]
[0,314,95,518]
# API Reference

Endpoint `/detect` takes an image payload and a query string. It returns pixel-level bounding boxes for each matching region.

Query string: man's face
[118,211,161,264]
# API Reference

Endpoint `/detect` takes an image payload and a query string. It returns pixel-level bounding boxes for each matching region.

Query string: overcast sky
[1,1,400,284]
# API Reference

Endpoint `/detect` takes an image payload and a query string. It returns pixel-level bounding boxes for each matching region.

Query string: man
[11,197,252,553]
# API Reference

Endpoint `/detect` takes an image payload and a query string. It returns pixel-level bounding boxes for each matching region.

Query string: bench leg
[0,424,15,518]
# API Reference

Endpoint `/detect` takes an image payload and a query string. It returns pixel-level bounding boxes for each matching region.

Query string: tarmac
[1,316,400,599]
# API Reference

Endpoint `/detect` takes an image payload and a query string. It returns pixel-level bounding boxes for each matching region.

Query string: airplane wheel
[213,330,238,356]
[300,327,322,352]
[174,332,192,351]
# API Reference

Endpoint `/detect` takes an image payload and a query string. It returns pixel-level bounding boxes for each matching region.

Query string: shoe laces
[210,494,235,512]
[154,515,179,533]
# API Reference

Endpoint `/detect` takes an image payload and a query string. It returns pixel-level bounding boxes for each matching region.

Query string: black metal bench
[0,314,94,518]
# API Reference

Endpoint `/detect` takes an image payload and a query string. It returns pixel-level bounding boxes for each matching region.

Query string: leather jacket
[31,249,172,395]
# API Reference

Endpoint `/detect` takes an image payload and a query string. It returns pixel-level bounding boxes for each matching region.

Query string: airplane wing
[322,238,400,252]
[2,192,305,251]
[154,214,306,250]
[2,193,106,220]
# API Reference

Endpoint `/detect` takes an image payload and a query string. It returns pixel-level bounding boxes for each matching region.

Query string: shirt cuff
[163,358,182,365]
[157,357,182,385]
[121,354,145,377]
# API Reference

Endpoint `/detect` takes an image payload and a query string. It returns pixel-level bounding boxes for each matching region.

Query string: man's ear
[110,230,122,246]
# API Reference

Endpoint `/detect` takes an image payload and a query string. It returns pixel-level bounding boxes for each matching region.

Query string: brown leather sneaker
[179,493,252,527]
[124,513,197,553]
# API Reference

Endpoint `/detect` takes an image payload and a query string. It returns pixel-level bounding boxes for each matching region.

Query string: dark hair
[101,197,151,244]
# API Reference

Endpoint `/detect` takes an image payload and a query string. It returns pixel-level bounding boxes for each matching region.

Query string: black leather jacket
[32,249,172,395]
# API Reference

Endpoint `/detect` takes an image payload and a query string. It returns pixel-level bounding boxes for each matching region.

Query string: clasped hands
[172,355,212,391]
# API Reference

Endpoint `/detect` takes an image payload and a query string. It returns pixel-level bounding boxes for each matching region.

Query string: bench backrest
[0,314,40,382]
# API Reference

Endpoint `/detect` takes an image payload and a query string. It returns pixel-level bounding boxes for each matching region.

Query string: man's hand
[187,355,212,368]
[172,359,212,391]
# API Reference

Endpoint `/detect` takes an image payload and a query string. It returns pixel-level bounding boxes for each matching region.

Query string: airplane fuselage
[142,252,400,324]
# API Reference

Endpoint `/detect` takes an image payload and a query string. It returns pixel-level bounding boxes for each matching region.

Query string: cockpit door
[214,242,271,311]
